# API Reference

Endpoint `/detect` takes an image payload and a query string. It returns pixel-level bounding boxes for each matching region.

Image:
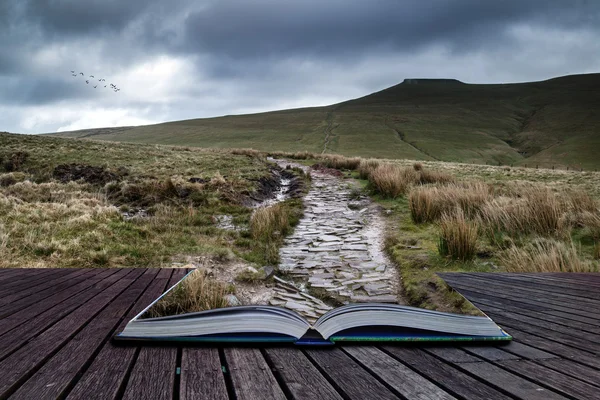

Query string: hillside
[50,73,600,169]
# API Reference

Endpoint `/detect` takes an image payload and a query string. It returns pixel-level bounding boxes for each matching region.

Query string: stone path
[268,159,402,322]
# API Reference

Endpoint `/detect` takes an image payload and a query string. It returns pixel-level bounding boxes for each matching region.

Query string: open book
[114,272,511,345]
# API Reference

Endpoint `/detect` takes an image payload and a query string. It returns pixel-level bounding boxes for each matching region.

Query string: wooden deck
[0,269,599,400]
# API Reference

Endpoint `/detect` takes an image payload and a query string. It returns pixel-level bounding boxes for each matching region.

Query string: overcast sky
[1,0,599,134]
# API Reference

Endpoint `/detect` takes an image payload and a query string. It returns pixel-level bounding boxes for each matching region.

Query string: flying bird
[71,74,77,77]
[93,85,97,88]
[85,80,89,84]
[79,72,84,75]
[89,75,94,78]
[70,70,75,73]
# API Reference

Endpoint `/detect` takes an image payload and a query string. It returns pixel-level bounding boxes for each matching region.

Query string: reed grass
[437,208,478,260]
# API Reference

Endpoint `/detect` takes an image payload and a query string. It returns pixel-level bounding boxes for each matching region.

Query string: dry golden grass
[145,269,232,317]
[499,239,594,272]
[250,203,290,240]
[418,169,455,185]
[479,187,569,237]
[357,159,380,180]
[369,164,418,198]
[412,162,423,171]
[409,182,491,223]
[321,155,362,170]
[567,190,598,213]
[438,208,478,261]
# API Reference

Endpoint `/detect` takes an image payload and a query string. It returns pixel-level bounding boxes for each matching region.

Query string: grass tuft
[437,208,478,261]
[499,238,593,272]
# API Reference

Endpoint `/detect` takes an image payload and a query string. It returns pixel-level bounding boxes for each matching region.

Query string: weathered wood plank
[264,347,343,400]
[443,275,600,315]
[0,268,143,398]
[495,360,600,399]
[538,359,600,388]
[0,268,91,308]
[225,348,287,400]
[444,280,600,323]
[503,326,600,370]
[0,269,125,361]
[0,268,33,283]
[458,346,520,362]
[0,268,118,338]
[382,347,512,400]
[0,268,68,297]
[122,269,182,400]
[67,269,175,400]
[489,342,557,360]
[10,268,156,400]
[458,361,568,399]
[343,346,456,400]
[0,269,107,320]
[306,348,399,400]
[180,348,228,400]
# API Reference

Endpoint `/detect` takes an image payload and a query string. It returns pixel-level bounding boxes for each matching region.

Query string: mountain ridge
[49,73,600,169]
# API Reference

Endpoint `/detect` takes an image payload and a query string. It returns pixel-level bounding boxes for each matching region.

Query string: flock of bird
[70,71,120,92]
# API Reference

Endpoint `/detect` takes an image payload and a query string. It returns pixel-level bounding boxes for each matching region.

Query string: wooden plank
[491,341,557,360]
[424,346,481,363]
[180,348,228,400]
[0,268,91,307]
[264,347,343,400]
[0,268,68,296]
[122,347,177,400]
[443,279,600,323]
[461,288,600,328]
[458,362,568,399]
[483,313,600,355]
[122,269,182,400]
[67,269,176,400]
[0,268,144,398]
[443,275,600,314]
[224,348,287,400]
[0,269,124,361]
[381,347,512,400]
[495,360,600,400]
[458,346,520,362]
[9,268,157,400]
[472,301,600,336]
[538,359,600,388]
[0,269,103,319]
[343,346,456,400]
[0,269,118,338]
[0,268,32,283]
[503,326,600,370]
[305,348,399,400]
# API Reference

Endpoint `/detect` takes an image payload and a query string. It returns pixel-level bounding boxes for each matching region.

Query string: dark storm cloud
[0,0,599,133]
[180,0,600,60]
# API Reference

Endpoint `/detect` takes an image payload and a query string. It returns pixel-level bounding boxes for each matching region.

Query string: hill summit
[51,73,600,169]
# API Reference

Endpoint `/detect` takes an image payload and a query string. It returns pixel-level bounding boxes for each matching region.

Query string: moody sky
[1,0,599,133]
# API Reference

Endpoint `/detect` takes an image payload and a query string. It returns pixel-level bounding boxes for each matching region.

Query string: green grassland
[51,73,600,169]
[0,132,302,269]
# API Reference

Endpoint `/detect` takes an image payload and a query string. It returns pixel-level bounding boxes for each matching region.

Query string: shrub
[438,209,478,261]
[499,238,593,272]
[369,164,418,198]
[413,162,423,171]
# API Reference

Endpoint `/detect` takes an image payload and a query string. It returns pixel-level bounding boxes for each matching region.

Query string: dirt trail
[268,158,403,322]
